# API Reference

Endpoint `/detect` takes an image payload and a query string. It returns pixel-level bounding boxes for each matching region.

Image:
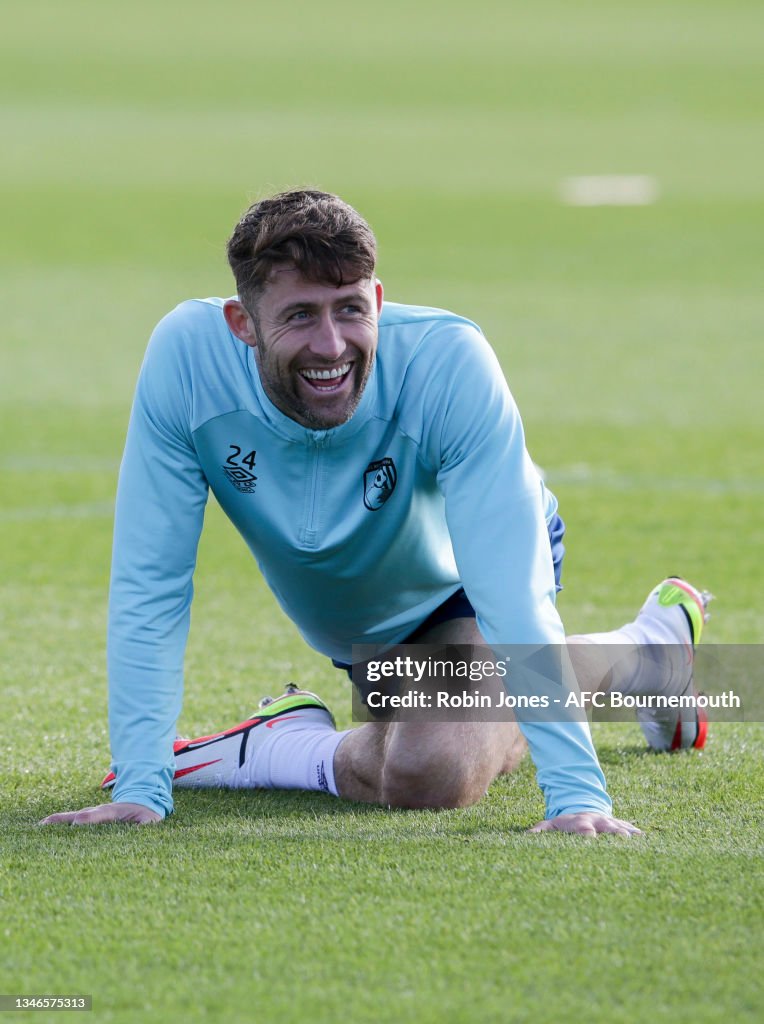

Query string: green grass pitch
[1,1,763,1021]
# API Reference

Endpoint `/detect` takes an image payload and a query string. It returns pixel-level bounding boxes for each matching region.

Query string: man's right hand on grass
[38,802,162,826]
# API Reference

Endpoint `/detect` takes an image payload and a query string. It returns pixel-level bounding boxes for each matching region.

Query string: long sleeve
[426,326,612,819]
[107,315,209,817]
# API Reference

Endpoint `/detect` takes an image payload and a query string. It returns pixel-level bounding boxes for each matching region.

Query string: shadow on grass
[21,779,539,837]
[595,744,671,765]
[20,785,377,827]
[171,786,538,835]
[22,741,670,834]
[173,785,389,822]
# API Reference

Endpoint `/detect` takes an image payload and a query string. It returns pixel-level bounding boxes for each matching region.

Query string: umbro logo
[224,444,257,493]
[223,466,257,493]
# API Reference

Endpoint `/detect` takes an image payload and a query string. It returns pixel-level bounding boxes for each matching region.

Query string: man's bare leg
[566,639,615,700]
[337,576,711,804]
[334,617,525,809]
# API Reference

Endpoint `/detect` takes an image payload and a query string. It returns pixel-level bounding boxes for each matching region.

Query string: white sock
[572,603,692,698]
[233,714,351,795]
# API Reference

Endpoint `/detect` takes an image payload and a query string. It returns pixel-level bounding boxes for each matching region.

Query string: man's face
[226,270,383,431]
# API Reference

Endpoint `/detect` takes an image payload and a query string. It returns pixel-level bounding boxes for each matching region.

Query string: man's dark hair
[227,189,377,312]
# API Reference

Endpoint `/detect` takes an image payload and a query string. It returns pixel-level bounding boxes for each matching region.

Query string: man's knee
[380,747,492,810]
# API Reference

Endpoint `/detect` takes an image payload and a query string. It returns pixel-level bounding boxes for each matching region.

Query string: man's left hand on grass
[530,812,642,837]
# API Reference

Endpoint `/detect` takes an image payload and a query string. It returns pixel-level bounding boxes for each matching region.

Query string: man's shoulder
[152,297,228,340]
[145,297,235,366]
[377,301,488,379]
[379,301,482,336]
[377,301,496,383]
[373,301,504,442]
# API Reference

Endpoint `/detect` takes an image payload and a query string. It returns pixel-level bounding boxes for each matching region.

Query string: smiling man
[41,190,709,833]
[223,270,381,431]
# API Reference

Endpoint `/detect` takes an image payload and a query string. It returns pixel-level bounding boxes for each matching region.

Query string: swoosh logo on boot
[174,759,222,778]
[265,715,305,729]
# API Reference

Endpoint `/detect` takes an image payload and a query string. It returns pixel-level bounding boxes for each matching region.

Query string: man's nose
[308,312,346,361]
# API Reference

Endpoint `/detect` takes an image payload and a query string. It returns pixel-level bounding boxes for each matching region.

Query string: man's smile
[298,362,353,391]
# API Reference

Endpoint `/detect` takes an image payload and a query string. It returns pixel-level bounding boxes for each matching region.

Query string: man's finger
[599,816,642,836]
[604,817,643,836]
[37,806,103,823]
[38,810,92,825]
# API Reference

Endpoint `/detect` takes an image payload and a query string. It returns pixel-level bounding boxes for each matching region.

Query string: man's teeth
[300,363,351,381]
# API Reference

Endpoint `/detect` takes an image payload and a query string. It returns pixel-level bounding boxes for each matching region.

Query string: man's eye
[289,310,311,321]
[341,305,362,315]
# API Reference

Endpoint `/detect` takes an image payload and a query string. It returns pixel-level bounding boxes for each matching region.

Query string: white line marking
[0,456,120,472]
[560,175,659,206]
[1,460,759,527]
[0,502,115,522]
[547,464,764,495]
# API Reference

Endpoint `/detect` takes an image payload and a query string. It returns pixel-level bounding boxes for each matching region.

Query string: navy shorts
[333,511,566,675]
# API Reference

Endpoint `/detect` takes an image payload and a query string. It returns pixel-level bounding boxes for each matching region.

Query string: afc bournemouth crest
[363,457,397,511]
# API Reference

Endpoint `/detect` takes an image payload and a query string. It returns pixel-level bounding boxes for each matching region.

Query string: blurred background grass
[2,1,762,643]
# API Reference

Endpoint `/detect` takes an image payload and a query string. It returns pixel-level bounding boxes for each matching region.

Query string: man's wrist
[110,791,168,819]
[547,799,613,818]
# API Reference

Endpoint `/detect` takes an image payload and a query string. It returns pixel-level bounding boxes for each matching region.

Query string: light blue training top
[108,298,612,819]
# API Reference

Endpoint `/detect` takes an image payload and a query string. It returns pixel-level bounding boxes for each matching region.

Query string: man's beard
[292,358,373,430]
[256,350,374,431]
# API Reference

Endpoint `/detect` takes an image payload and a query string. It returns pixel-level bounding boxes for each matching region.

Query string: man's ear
[374,278,384,316]
[223,299,258,348]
